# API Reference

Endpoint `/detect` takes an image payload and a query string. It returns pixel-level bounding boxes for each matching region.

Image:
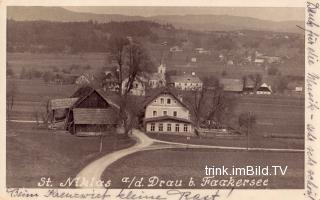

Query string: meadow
[102,148,304,189]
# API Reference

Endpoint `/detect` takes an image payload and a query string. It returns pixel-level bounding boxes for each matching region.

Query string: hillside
[7,6,304,33]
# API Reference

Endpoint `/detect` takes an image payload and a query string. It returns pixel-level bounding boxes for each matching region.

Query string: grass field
[7,52,107,74]
[102,148,304,189]
[147,133,304,150]
[6,122,135,188]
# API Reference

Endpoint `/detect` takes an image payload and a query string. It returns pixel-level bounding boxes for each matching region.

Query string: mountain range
[7,6,304,34]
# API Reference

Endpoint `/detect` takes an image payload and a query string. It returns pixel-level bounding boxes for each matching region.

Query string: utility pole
[246,112,251,151]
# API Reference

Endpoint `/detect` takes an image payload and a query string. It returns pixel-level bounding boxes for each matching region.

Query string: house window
[159,123,163,132]
[160,98,164,104]
[153,111,157,117]
[173,111,177,117]
[150,123,155,132]
[167,124,171,132]
[167,98,171,104]
[175,124,180,132]
[163,110,167,116]
[184,124,188,132]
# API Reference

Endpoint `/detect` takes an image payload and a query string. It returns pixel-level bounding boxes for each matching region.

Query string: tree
[238,112,256,150]
[206,87,237,128]
[249,73,262,91]
[108,36,153,135]
[6,81,17,120]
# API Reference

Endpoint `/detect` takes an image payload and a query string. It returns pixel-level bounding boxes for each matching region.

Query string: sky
[64,7,304,22]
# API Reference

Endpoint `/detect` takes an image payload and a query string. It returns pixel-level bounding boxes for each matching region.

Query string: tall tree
[108,36,153,135]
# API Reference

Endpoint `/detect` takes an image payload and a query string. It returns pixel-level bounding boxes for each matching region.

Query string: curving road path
[76,128,304,188]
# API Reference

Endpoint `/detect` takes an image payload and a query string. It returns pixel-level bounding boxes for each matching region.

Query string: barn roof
[50,98,79,110]
[70,86,119,109]
[73,108,118,125]
[220,78,244,92]
[144,116,192,124]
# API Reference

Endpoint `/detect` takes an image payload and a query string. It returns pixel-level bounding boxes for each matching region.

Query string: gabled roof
[169,74,202,84]
[257,83,272,92]
[50,98,79,110]
[70,86,119,109]
[144,88,189,110]
[220,78,244,92]
[73,108,118,125]
[144,116,192,124]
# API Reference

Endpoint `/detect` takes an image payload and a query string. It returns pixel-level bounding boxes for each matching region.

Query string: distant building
[195,48,211,55]
[75,73,95,85]
[254,58,265,65]
[103,71,119,92]
[256,83,272,95]
[220,78,244,93]
[243,78,255,94]
[169,73,203,91]
[122,76,147,96]
[191,57,197,63]
[144,89,194,135]
[148,64,166,88]
[170,46,183,52]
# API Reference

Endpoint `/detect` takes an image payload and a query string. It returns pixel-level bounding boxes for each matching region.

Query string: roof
[71,86,119,109]
[143,88,189,110]
[257,83,272,92]
[220,78,244,92]
[144,116,192,124]
[50,98,79,110]
[169,74,202,84]
[73,108,118,125]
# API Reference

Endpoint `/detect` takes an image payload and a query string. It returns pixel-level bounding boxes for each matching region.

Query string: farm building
[49,97,79,126]
[256,83,272,95]
[168,73,203,91]
[220,78,244,94]
[143,89,194,136]
[64,86,119,136]
[243,78,255,94]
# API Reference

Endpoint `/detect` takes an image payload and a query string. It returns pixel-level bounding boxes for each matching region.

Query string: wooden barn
[64,86,119,136]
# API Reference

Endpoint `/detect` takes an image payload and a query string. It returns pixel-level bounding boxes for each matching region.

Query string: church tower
[158,63,166,75]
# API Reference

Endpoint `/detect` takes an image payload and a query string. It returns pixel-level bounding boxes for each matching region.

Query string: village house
[220,78,244,94]
[256,83,272,95]
[122,75,147,96]
[148,63,166,88]
[103,71,119,92]
[64,86,119,136]
[75,72,95,85]
[169,73,203,91]
[144,89,194,135]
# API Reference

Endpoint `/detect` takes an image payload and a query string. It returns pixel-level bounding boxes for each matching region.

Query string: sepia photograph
[5,4,307,193]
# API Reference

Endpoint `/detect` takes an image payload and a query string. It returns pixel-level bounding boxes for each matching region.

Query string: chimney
[177,94,183,102]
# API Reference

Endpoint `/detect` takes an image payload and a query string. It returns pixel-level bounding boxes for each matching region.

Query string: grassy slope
[102,148,304,189]
[6,122,135,188]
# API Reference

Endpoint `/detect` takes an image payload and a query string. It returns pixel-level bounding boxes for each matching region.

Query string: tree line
[7,20,163,53]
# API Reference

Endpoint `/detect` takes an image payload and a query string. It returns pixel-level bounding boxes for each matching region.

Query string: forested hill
[7,20,170,53]
[7,6,304,34]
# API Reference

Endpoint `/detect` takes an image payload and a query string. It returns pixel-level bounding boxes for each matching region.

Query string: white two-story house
[144,90,194,135]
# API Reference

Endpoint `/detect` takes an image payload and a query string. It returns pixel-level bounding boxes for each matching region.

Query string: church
[148,63,166,88]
